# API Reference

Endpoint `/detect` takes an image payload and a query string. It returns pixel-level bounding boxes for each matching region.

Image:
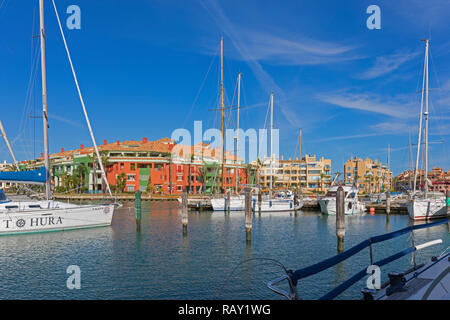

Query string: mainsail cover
[0,167,47,184]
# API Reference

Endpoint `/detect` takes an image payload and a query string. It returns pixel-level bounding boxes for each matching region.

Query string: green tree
[115,173,126,193]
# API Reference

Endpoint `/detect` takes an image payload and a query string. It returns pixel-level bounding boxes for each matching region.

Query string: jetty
[15,192,410,214]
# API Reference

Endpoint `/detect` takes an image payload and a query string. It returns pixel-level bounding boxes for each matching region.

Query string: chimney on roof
[41,152,43,158]
[80,144,84,149]
[142,137,148,143]
[104,139,107,145]
[117,140,120,145]
[61,148,64,153]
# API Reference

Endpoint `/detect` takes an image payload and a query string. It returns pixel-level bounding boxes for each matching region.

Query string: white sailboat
[408,39,447,221]
[318,185,366,215]
[253,93,302,213]
[0,0,115,235]
[211,92,303,212]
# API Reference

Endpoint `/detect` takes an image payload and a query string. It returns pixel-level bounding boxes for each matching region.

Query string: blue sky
[0,0,449,176]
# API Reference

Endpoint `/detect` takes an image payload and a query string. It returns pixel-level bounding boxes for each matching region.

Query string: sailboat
[407,39,447,221]
[0,0,115,235]
[252,92,303,212]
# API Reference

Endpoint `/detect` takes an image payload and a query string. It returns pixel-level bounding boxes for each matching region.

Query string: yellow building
[255,154,332,193]
[344,157,392,193]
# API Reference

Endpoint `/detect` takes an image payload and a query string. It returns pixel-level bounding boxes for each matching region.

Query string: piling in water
[245,188,252,243]
[386,191,391,215]
[257,191,262,215]
[135,190,142,232]
[182,190,188,236]
[294,192,299,216]
[446,190,450,217]
[336,186,345,253]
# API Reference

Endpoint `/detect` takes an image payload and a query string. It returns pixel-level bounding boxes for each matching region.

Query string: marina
[0,198,449,300]
[0,0,449,306]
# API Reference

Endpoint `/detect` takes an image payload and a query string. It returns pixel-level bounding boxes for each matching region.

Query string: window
[130,163,136,170]
[126,185,135,192]
[127,174,135,181]
[177,185,182,191]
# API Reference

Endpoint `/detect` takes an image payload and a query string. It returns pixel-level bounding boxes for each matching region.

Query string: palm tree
[198,166,206,194]
[87,153,97,193]
[115,173,126,193]
[320,172,325,193]
[188,154,194,194]
[99,151,110,193]
[256,158,263,187]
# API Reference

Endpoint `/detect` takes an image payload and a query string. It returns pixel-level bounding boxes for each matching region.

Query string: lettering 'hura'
[3,216,63,229]
[30,216,63,227]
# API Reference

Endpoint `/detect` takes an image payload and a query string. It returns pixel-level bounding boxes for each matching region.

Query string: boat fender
[348,202,352,210]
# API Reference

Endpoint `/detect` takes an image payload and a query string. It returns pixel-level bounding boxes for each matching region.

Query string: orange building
[24,137,252,195]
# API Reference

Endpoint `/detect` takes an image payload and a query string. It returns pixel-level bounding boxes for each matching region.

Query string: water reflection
[0,201,448,300]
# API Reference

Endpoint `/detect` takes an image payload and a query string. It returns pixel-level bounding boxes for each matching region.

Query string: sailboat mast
[409,128,412,189]
[220,37,225,193]
[0,120,19,170]
[299,128,302,162]
[424,39,429,197]
[269,92,274,198]
[235,72,241,193]
[39,0,51,200]
[413,39,428,195]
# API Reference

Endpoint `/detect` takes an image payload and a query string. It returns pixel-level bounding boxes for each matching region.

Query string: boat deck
[375,253,450,300]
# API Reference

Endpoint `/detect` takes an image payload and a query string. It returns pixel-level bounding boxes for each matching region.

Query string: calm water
[0,201,449,300]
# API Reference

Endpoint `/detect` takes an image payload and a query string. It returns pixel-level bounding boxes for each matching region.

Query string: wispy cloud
[48,113,84,129]
[213,30,363,66]
[197,0,363,128]
[317,91,417,118]
[198,0,300,127]
[313,132,389,142]
[357,49,421,79]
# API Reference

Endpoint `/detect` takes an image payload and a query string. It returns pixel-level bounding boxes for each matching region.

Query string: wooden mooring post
[135,190,142,232]
[245,188,252,243]
[182,190,188,236]
[294,191,299,217]
[385,191,391,215]
[257,191,262,215]
[226,190,231,213]
[336,186,345,253]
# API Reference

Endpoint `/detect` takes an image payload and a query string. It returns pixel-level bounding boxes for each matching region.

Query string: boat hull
[253,199,303,212]
[0,203,114,235]
[211,197,303,212]
[211,197,246,211]
[407,199,447,221]
[318,198,366,215]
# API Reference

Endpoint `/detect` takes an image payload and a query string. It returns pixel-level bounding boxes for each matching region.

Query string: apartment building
[344,157,392,193]
[395,167,450,193]
[255,154,332,193]
[22,137,253,195]
[0,160,17,190]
